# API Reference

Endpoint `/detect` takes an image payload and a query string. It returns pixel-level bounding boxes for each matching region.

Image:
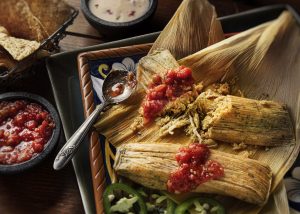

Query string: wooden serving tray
[77,43,152,213]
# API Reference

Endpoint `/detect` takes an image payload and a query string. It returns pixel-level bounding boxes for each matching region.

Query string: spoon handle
[53,103,107,170]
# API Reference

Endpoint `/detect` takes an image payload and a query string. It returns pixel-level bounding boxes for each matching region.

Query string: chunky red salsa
[0,100,55,165]
[142,66,194,124]
[109,83,125,97]
[107,72,136,98]
[167,143,224,194]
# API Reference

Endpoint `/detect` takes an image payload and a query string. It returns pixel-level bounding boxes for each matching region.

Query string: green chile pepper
[175,197,225,214]
[166,198,176,214]
[103,183,147,214]
[154,193,176,213]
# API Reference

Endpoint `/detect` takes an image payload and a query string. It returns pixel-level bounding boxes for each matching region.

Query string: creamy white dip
[89,0,150,23]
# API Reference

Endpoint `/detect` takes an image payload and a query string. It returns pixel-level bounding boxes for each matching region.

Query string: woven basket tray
[0,8,78,88]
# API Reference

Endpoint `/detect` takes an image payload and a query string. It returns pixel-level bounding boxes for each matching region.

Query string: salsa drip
[107,72,136,98]
[142,66,194,124]
[0,100,55,165]
[109,83,125,97]
[167,143,224,194]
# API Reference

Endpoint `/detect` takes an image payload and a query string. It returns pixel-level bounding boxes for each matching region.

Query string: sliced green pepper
[103,183,147,214]
[166,198,176,214]
[151,193,176,214]
[175,197,225,214]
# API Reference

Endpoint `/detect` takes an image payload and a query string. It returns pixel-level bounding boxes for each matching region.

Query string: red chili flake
[129,10,136,17]
[167,143,224,194]
[106,9,113,15]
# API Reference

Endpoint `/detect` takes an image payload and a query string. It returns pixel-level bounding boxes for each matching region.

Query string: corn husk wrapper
[137,0,223,89]
[137,0,223,90]
[258,182,290,214]
[96,0,224,142]
[94,0,299,213]
[149,0,224,59]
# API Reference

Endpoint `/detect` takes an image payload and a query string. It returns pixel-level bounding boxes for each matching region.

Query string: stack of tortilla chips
[0,0,73,73]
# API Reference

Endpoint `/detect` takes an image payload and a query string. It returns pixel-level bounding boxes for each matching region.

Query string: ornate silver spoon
[53,70,137,170]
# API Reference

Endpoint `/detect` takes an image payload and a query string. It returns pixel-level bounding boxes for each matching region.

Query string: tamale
[114,143,272,205]
[160,91,197,117]
[137,49,179,89]
[202,95,294,146]
[156,84,230,140]
[194,89,224,113]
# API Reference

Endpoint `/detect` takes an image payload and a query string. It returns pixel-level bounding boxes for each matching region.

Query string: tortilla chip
[0,26,9,35]
[25,0,73,35]
[0,0,49,42]
[0,30,40,61]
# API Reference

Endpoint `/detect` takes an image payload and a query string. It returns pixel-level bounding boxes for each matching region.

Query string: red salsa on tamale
[167,143,224,193]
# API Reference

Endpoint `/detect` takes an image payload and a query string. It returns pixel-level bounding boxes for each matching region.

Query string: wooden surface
[1,0,300,213]
[0,68,85,214]
[60,0,300,52]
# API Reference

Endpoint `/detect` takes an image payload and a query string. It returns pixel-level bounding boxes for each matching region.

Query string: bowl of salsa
[81,0,158,36]
[0,92,60,174]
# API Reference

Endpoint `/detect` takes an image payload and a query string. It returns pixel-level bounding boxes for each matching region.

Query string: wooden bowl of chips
[0,0,79,87]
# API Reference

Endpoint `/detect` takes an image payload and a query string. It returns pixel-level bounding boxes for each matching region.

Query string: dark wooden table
[1,0,299,213]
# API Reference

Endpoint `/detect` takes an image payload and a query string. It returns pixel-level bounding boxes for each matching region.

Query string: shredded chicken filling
[156,82,231,146]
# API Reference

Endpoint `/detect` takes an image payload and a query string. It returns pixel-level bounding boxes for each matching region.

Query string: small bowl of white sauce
[81,0,158,36]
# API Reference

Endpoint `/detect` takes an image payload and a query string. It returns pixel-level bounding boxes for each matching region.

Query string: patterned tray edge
[77,43,152,214]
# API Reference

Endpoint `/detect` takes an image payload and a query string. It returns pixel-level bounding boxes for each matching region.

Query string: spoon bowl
[53,69,137,170]
[103,70,137,103]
